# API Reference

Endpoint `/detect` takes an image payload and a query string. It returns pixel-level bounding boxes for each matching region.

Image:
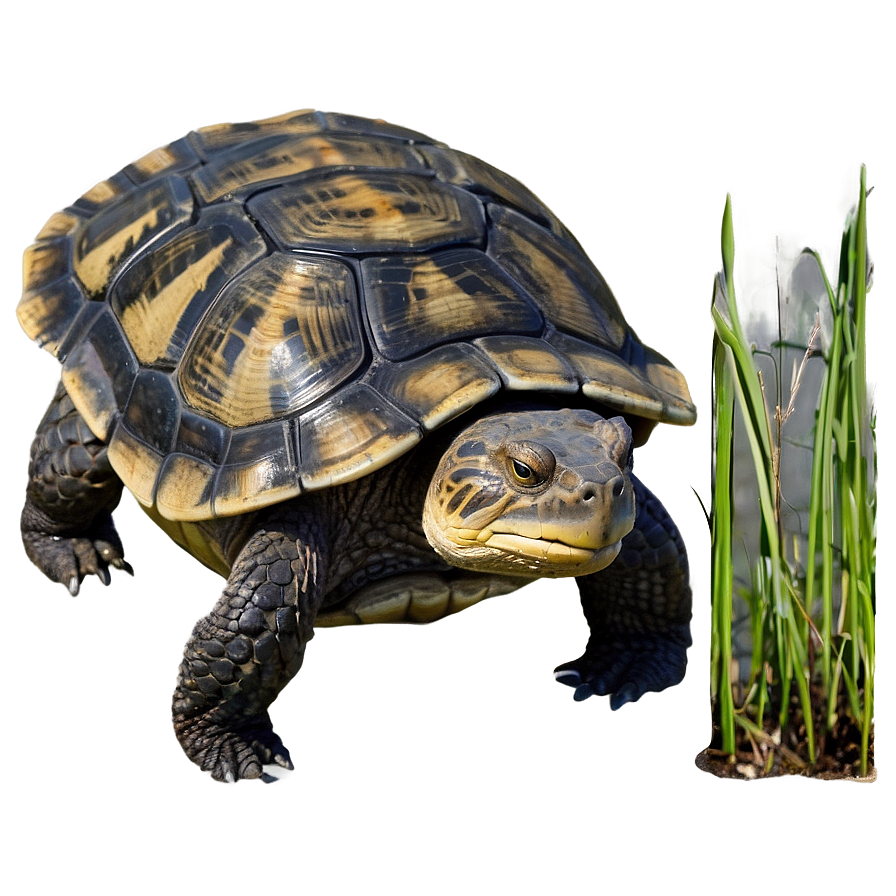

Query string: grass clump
[698,169,875,780]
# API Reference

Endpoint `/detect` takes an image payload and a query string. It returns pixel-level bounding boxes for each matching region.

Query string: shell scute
[109,203,268,368]
[474,335,579,393]
[35,210,84,242]
[317,111,435,144]
[367,343,502,431]
[488,204,628,352]
[178,252,364,428]
[122,370,181,456]
[174,410,230,465]
[124,137,202,185]
[248,170,485,254]
[212,420,300,517]
[60,308,137,440]
[23,237,71,293]
[298,383,420,491]
[107,424,164,507]
[361,248,543,362]
[17,278,86,354]
[421,144,570,241]
[189,109,323,156]
[73,174,195,296]
[155,453,219,522]
[71,171,134,216]
[191,132,426,204]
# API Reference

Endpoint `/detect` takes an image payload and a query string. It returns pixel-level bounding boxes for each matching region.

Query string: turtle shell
[18,109,695,522]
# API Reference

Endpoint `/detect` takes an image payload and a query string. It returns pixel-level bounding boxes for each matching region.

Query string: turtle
[18,109,696,782]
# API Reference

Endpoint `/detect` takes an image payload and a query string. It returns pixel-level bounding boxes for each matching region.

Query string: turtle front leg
[173,513,326,782]
[555,474,692,709]
[21,382,130,595]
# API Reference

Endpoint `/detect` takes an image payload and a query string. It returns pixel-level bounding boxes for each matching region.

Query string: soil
[695,686,875,781]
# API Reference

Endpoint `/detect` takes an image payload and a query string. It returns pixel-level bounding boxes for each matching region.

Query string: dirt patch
[696,687,875,781]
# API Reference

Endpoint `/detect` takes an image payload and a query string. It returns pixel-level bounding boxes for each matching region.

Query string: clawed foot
[554,628,690,710]
[22,514,132,595]
[174,711,294,783]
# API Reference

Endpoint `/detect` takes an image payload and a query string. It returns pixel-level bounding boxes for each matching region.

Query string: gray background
[2,2,891,892]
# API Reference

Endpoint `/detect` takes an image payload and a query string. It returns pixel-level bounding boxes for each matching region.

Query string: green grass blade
[711,323,737,754]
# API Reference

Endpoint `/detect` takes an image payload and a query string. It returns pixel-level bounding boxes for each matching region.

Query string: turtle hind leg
[172,512,325,782]
[556,474,692,709]
[21,382,130,595]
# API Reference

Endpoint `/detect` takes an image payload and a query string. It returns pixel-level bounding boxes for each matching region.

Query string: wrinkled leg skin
[21,383,131,595]
[555,474,692,709]
[172,516,325,782]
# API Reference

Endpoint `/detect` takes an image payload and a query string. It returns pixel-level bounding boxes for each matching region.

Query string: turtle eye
[506,443,554,488]
[511,459,538,485]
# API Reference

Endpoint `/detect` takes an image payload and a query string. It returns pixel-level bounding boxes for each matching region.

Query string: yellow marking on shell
[644,349,697,423]
[154,454,217,521]
[474,336,578,392]
[213,467,303,517]
[552,335,670,420]
[419,145,568,238]
[191,109,319,152]
[490,208,627,351]
[35,210,80,241]
[17,284,73,351]
[106,427,163,507]
[192,134,420,203]
[178,254,362,427]
[118,237,233,365]
[129,145,184,179]
[298,384,421,491]
[252,172,480,252]
[373,347,500,431]
[74,203,164,294]
[403,258,504,336]
[22,240,68,293]
[80,177,128,208]
[60,343,117,440]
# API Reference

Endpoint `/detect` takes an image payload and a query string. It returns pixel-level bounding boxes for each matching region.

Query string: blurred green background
[0,0,896,894]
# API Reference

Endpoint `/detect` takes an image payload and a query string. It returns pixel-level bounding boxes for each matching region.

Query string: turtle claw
[272,752,294,771]
[554,669,582,689]
[609,682,642,711]
[22,514,130,593]
[174,710,293,783]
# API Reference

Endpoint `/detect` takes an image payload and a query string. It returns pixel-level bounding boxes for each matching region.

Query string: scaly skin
[554,474,692,708]
[21,383,131,595]
[172,512,326,782]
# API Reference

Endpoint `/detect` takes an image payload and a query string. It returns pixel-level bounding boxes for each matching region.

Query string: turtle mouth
[446,527,622,574]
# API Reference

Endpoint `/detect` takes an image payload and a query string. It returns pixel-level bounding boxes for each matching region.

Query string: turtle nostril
[582,488,596,502]
[612,479,625,498]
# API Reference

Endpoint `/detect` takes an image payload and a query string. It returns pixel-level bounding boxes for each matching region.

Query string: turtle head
[422,408,635,578]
